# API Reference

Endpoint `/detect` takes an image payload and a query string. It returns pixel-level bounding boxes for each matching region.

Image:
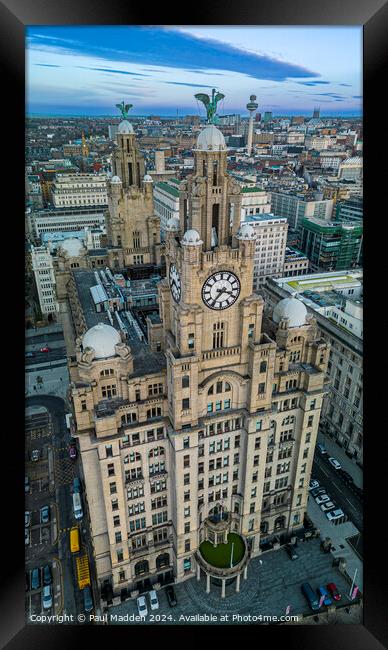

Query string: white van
[73,492,83,520]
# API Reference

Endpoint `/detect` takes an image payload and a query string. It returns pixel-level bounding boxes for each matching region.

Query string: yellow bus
[70,526,80,553]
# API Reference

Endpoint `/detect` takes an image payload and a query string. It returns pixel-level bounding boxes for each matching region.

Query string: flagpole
[230,542,234,568]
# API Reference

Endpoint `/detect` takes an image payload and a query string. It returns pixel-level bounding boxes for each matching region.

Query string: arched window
[208,385,214,395]
[121,412,137,425]
[135,560,149,576]
[100,369,114,377]
[129,452,141,463]
[149,447,165,459]
[224,382,231,392]
[260,521,269,534]
[156,553,170,570]
[274,516,286,531]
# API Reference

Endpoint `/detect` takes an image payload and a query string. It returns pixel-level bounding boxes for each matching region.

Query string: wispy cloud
[34,63,61,68]
[164,82,213,88]
[75,65,147,77]
[296,80,330,86]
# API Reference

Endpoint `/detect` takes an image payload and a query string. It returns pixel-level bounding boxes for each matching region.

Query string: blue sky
[26,26,362,117]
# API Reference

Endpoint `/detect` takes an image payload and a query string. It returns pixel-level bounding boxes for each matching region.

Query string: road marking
[332,482,341,490]
[345,498,358,510]
[319,467,329,478]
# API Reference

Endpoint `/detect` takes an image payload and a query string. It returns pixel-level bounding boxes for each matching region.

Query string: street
[312,453,363,533]
[25,395,98,624]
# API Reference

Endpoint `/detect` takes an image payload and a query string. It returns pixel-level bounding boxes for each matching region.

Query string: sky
[26,26,363,117]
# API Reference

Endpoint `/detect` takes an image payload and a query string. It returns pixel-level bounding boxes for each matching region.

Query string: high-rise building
[299,218,363,271]
[105,117,161,275]
[30,244,59,317]
[313,107,320,119]
[69,116,329,602]
[263,112,273,123]
[240,187,271,222]
[153,179,180,240]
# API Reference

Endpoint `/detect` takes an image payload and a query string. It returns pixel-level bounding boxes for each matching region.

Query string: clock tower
[157,109,278,566]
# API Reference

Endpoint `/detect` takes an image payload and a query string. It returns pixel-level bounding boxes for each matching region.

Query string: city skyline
[26,26,362,117]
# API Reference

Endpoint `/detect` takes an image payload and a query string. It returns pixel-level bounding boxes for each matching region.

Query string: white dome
[181,229,203,246]
[118,120,134,134]
[111,175,122,184]
[60,237,85,257]
[273,297,308,328]
[166,216,180,232]
[196,124,226,151]
[82,323,121,360]
[143,174,153,182]
[236,223,256,240]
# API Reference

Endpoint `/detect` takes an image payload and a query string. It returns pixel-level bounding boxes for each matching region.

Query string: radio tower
[246,94,258,156]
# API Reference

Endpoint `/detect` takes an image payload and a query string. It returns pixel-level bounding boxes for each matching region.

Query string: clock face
[169,264,181,303]
[202,271,241,310]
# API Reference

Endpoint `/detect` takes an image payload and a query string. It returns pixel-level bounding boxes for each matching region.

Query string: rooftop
[154,181,180,198]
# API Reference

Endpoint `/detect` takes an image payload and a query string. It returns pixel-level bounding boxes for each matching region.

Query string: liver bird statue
[194,89,225,124]
[115,101,133,119]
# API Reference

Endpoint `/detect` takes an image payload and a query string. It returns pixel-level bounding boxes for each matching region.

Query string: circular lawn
[199,533,245,568]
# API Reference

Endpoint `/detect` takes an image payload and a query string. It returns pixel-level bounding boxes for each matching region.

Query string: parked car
[43,564,52,585]
[40,505,50,524]
[69,444,77,460]
[25,528,30,546]
[31,449,40,462]
[320,501,335,512]
[285,544,298,560]
[301,582,320,611]
[137,595,148,618]
[317,585,332,606]
[42,585,53,610]
[25,476,30,494]
[315,494,330,505]
[165,585,177,607]
[25,351,35,358]
[83,586,93,613]
[326,508,345,522]
[310,487,326,498]
[40,346,50,353]
[327,582,342,601]
[309,479,320,490]
[149,589,159,610]
[31,568,40,590]
[328,457,341,470]
[25,511,31,527]
[316,443,327,456]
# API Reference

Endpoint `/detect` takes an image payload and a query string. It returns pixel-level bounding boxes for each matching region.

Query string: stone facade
[69,124,330,600]
[105,123,161,272]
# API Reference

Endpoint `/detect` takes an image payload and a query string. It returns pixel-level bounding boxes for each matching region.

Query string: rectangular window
[216,401,222,411]
[182,398,190,410]
[183,437,190,449]
[207,403,213,413]
[108,464,115,477]
[224,399,231,409]
[256,420,262,432]
[234,435,240,448]
[255,437,261,449]
[258,383,266,394]
[183,455,190,468]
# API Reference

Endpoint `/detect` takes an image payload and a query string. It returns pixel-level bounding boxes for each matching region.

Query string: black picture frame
[1,0,386,647]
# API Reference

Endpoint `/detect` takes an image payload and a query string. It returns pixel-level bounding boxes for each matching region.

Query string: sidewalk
[317,431,363,488]
[308,496,363,593]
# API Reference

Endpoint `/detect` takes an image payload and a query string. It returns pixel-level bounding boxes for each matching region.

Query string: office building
[338,158,363,181]
[283,247,309,277]
[32,207,106,238]
[243,214,288,290]
[265,270,363,462]
[300,218,363,272]
[69,120,329,601]
[153,179,180,240]
[240,187,271,223]
[52,172,108,208]
[270,192,334,231]
[30,244,59,317]
[335,196,363,224]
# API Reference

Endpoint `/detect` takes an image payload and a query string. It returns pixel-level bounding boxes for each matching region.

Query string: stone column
[236,573,241,593]
[221,579,226,599]
[197,564,201,581]
[243,565,248,580]
[206,573,211,593]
